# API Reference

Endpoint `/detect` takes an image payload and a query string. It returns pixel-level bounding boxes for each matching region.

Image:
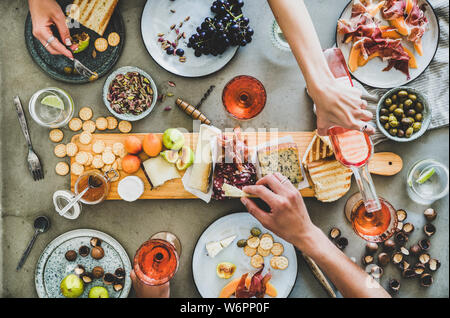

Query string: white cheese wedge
[206,241,223,258]
[219,235,236,248]
[142,156,181,188]
[222,183,248,197]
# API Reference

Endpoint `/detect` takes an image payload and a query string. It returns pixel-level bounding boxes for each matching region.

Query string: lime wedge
[416,167,436,184]
[41,94,64,110]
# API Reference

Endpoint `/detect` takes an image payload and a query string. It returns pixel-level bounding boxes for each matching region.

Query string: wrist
[292,224,326,255]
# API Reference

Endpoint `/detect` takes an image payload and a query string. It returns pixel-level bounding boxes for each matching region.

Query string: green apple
[88,286,109,298]
[176,146,195,170]
[162,128,185,151]
[161,150,179,164]
[60,274,84,298]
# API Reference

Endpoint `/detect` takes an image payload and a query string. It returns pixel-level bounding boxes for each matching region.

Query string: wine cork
[176,98,211,125]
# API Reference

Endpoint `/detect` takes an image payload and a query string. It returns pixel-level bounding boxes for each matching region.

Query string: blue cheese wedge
[258,142,303,187]
[219,235,236,248]
[206,241,223,258]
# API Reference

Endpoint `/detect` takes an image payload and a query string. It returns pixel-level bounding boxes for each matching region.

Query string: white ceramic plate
[141,0,239,77]
[103,66,158,121]
[35,229,132,298]
[192,212,298,298]
[336,0,439,88]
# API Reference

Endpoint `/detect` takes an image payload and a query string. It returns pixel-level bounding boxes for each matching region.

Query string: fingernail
[65,38,72,46]
[241,198,248,206]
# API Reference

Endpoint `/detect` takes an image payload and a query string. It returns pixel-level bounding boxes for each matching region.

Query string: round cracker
[118,120,132,133]
[66,142,78,157]
[243,245,257,257]
[82,120,96,133]
[55,162,69,176]
[270,243,284,256]
[102,151,115,165]
[79,107,93,121]
[68,118,82,131]
[54,144,67,158]
[247,236,260,249]
[112,142,126,157]
[115,158,122,170]
[104,146,113,154]
[257,245,271,257]
[71,162,84,176]
[270,257,279,270]
[79,131,92,145]
[49,129,64,142]
[92,140,106,154]
[261,233,273,240]
[106,116,118,130]
[75,151,89,165]
[102,164,112,172]
[250,254,264,269]
[259,236,274,251]
[108,32,120,47]
[85,152,94,166]
[109,170,120,182]
[95,117,108,130]
[92,155,105,169]
[275,256,289,270]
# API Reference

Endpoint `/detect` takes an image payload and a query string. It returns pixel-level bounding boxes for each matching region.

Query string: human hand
[130,270,170,298]
[28,0,73,58]
[308,78,375,136]
[240,173,318,250]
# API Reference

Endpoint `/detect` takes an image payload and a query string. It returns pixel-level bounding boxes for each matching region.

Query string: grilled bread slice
[257,142,303,187]
[69,0,119,36]
[302,132,334,165]
[307,159,352,202]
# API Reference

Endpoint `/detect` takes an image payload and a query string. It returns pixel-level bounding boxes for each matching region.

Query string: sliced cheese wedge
[206,241,223,258]
[219,235,236,248]
[222,183,248,197]
[142,155,180,188]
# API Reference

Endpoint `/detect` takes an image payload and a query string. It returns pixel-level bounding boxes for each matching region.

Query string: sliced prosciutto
[381,0,405,20]
[235,266,272,298]
[405,0,428,51]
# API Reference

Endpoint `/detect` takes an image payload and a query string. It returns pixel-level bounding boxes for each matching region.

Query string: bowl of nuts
[376,87,431,142]
[103,66,158,121]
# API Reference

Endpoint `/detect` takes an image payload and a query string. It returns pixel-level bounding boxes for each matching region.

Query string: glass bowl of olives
[376,87,431,142]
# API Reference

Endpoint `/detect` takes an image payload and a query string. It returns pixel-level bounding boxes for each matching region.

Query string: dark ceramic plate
[24,0,125,84]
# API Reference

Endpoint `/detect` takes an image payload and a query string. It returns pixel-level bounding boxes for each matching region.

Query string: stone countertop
[0,0,448,297]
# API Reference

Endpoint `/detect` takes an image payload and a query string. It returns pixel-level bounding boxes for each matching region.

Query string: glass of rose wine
[328,127,397,242]
[222,75,267,120]
[133,231,181,286]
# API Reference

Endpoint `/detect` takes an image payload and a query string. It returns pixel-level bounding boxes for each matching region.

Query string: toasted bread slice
[69,0,119,36]
[307,159,352,202]
[302,132,334,165]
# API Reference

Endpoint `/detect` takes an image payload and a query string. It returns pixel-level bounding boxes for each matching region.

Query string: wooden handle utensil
[176,98,211,125]
[369,152,403,176]
[302,254,337,298]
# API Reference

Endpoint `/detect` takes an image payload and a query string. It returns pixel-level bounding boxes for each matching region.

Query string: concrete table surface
[0,0,448,298]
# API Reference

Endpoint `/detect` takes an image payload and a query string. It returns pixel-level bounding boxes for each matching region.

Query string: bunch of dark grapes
[187,0,254,57]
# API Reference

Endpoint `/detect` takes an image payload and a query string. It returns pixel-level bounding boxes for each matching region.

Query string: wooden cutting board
[70,132,402,200]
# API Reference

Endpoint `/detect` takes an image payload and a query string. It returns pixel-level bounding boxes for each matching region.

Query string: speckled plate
[24,0,125,84]
[35,229,132,298]
[192,213,298,298]
[102,66,158,121]
[140,0,239,77]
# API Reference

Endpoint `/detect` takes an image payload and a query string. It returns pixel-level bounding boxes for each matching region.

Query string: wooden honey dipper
[176,98,211,125]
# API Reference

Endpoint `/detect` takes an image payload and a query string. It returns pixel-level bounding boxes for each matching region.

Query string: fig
[60,274,84,298]
[161,150,179,164]
[88,286,109,298]
[216,262,236,279]
[70,32,90,53]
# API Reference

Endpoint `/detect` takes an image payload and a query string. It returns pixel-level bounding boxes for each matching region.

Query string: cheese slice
[206,241,223,258]
[219,235,236,248]
[142,156,180,188]
[222,183,248,197]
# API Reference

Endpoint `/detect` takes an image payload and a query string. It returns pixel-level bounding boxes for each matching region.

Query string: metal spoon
[16,216,50,271]
[59,175,102,216]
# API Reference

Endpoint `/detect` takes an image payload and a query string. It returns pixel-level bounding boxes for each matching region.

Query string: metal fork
[13,96,44,181]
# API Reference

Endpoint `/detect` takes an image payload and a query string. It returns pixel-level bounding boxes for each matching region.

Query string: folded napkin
[356,0,449,145]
